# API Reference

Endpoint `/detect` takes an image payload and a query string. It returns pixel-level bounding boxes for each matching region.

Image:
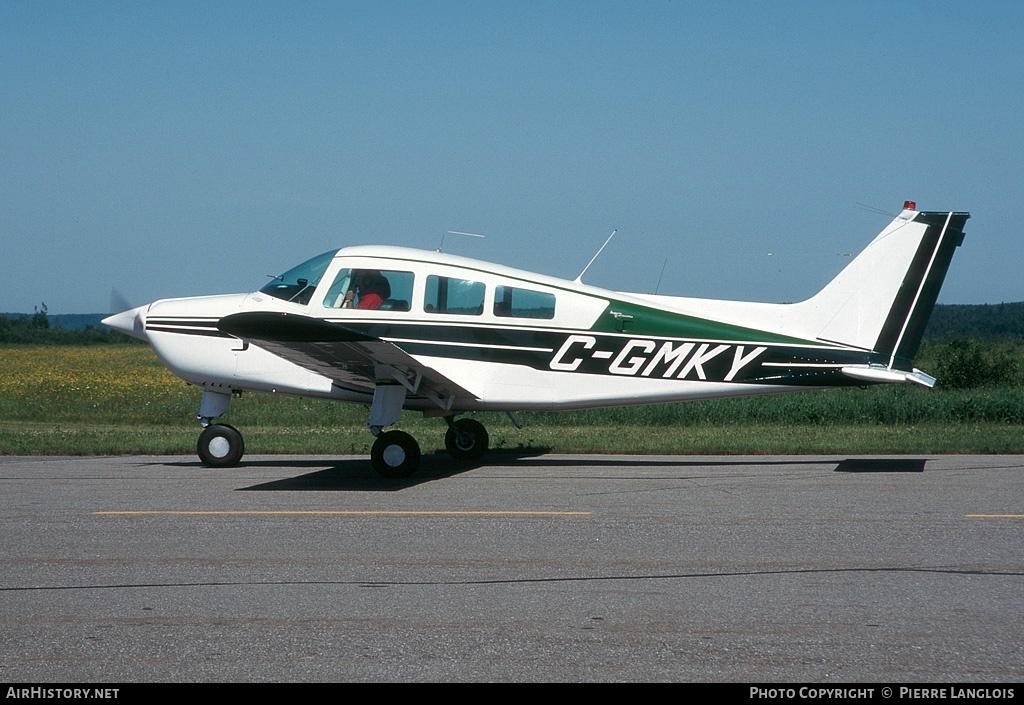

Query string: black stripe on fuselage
[146,317,235,339]
[339,321,874,386]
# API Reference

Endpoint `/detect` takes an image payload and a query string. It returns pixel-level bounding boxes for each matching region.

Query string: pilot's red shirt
[357,293,383,310]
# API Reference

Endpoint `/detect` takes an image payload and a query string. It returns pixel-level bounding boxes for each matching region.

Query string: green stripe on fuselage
[590,300,824,346]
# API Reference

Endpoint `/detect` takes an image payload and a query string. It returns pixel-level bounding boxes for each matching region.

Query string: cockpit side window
[260,250,337,305]
[424,275,485,315]
[323,268,414,311]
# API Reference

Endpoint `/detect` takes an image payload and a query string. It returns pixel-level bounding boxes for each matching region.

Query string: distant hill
[4,303,1023,342]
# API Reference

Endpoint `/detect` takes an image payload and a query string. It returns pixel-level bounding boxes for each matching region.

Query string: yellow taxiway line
[94,510,590,517]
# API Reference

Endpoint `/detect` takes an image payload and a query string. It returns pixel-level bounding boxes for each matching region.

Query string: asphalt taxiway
[0,454,1020,682]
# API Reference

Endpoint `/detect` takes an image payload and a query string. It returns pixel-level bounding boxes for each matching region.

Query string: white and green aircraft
[104,202,969,477]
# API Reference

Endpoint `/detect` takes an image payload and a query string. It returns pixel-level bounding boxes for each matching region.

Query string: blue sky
[3,1,1022,314]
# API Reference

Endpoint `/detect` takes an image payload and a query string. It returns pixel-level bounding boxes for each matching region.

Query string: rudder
[872,209,969,370]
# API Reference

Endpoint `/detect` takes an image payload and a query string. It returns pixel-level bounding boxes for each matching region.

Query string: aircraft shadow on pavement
[156,454,928,492]
[495,456,928,473]
[833,458,927,473]
[238,454,478,491]
[493,455,928,473]
[233,450,753,490]
[153,455,474,491]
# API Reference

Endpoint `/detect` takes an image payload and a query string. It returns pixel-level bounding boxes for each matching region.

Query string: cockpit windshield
[259,250,338,304]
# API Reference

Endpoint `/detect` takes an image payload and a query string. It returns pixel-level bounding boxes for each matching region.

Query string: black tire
[444,418,489,463]
[197,424,244,468]
[370,430,421,478]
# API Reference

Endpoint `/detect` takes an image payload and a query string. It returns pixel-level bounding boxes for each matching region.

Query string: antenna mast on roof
[574,230,617,283]
[438,230,486,253]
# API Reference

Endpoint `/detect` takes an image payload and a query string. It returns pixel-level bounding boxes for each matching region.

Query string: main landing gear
[370,430,421,478]
[367,416,490,478]
[364,383,489,478]
[444,417,489,464]
[367,417,490,478]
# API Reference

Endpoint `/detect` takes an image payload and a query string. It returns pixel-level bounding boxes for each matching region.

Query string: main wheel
[370,430,421,478]
[444,418,489,463]
[197,424,244,468]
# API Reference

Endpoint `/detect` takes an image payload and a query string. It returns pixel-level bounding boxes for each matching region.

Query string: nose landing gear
[196,389,244,468]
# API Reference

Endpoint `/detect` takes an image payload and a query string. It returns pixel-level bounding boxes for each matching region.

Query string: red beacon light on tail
[903,200,917,210]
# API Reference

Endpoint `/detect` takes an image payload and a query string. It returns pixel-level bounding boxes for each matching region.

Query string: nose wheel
[197,424,245,467]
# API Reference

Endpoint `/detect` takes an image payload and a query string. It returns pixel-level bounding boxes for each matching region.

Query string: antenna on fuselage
[653,257,668,295]
[438,230,486,253]
[574,230,617,284]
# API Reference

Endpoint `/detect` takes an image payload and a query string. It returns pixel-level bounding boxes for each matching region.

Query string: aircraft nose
[102,305,149,341]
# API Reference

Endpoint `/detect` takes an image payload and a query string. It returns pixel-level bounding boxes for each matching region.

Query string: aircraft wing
[217,312,475,406]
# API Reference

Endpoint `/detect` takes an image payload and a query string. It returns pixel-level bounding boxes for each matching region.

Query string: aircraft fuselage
[102,206,969,476]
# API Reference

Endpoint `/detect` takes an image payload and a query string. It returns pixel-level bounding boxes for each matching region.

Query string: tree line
[0,307,133,345]
[924,302,1024,341]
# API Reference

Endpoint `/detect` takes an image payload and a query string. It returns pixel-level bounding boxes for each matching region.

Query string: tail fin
[796,204,969,369]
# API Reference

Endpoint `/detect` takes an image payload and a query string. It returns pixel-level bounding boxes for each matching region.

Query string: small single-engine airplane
[104,202,968,477]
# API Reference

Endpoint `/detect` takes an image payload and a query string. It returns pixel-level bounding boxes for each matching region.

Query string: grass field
[1,344,1022,456]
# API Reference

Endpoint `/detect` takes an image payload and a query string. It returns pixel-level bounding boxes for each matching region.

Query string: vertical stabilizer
[795,205,969,368]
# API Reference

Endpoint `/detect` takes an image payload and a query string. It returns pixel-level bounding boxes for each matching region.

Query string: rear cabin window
[424,275,485,315]
[323,268,414,311]
[493,285,556,320]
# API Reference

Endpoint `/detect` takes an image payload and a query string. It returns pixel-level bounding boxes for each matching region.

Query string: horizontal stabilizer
[841,365,936,388]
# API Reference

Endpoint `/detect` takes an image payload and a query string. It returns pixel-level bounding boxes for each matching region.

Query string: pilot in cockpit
[342,270,390,310]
